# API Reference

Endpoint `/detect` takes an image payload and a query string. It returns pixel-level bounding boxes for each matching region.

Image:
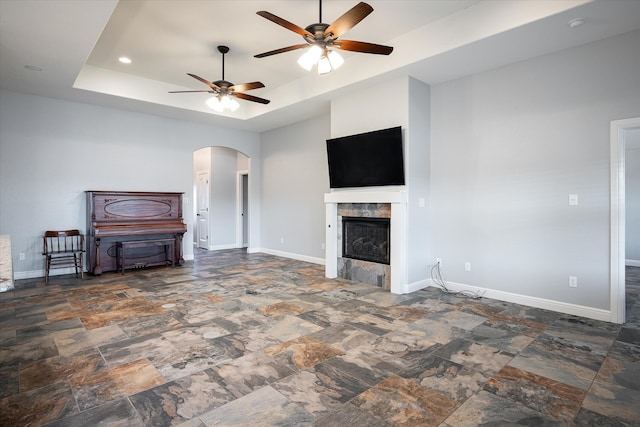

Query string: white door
[197,171,210,249]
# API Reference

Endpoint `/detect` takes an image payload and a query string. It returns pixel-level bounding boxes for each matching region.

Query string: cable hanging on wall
[430,261,484,299]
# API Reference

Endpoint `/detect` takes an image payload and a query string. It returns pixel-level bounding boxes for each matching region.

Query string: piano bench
[115,239,175,274]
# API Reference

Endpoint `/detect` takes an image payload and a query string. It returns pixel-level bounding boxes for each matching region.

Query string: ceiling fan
[254,0,393,74]
[170,45,270,112]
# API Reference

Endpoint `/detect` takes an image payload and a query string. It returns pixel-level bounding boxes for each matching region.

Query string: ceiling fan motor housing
[213,80,233,91]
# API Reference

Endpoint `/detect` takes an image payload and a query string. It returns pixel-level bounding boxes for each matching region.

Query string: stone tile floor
[0,248,639,426]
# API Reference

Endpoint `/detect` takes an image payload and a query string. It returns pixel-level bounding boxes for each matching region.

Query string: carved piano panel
[86,191,187,274]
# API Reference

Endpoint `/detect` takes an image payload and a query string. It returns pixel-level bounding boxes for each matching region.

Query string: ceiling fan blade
[256,11,313,37]
[234,92,271,104]
[334,39,393,55]
[187,73,221,90]
[229,82,265,93]
[254,44,308,58]
[325,2,373,38]
[169,90,215,93]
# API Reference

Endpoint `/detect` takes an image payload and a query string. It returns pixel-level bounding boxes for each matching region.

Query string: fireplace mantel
[324,190,407,204]
[325,190,408,294]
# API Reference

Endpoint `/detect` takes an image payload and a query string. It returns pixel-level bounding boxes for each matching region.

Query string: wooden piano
[86,191,187,275]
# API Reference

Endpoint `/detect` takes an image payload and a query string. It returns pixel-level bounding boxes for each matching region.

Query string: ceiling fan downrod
[218,45,229,81]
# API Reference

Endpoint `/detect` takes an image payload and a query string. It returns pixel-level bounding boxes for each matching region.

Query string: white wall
[210,147,241,248]
[260,115,330,262]
[627,127,640,264]
[430,30,640,312]
[0,90,261,278]
[330,78,408,139]
[407,78,431,285]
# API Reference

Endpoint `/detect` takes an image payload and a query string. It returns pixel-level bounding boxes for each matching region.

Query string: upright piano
[86,191,187,275]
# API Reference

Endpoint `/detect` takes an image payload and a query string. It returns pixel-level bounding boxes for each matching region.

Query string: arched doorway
[193,146,250,251]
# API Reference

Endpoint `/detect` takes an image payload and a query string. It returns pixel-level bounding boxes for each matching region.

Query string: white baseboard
[626,259,640,267]
[403,278,430,294]
[208,244,238,251]
[259,248,325,265]
[424,279,611,322]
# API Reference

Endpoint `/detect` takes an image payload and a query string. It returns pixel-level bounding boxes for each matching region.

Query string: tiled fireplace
[325,190,408,294]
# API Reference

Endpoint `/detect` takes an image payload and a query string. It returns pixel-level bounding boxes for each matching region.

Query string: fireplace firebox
[342,216,390,264]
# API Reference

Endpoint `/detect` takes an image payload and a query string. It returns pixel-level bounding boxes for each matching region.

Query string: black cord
[431,261,483,299]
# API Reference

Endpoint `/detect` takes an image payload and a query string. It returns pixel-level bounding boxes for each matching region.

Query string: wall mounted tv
[326,126,405,189]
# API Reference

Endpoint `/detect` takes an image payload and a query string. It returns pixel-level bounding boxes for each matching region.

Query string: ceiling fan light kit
[206,94,239,112]
[298,45,344,74]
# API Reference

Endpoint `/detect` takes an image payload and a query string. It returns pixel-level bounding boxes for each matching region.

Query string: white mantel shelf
[324,190,408,294]
[324,190,408,204]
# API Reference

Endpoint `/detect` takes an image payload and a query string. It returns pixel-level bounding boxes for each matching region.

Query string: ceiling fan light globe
[317,57,332,74]
[206,96,224,112]
[298,45,323,71]
[229,98,240,111]
[221,95,232,108]
[327,50,344,69]
[297,51,315,71]
[309,45,323,62]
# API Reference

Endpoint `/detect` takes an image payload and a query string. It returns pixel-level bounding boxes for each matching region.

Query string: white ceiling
[1,0,639,132]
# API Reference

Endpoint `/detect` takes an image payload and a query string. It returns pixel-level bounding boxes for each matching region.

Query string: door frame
[237,170,249,248]
[610,117,640,324]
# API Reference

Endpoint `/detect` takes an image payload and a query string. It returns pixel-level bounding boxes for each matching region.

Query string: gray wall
[260,114,330,261]
[0,90,261,278]
[210,147,242,247]
[430,30,640,311]
[407,78,431,284]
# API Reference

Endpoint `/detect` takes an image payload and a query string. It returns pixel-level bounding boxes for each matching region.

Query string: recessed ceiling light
[118,57,132,64]
[568,18,585,29]
[24,65,42,71]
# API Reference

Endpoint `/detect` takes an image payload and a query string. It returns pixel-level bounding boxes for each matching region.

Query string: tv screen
[326,126,405,188]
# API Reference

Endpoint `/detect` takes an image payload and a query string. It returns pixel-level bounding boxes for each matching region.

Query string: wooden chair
[43,230,85,284]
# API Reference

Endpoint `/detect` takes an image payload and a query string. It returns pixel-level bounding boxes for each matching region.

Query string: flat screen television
[326,126,405,189]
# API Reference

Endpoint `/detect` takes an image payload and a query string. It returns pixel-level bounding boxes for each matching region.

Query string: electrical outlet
[569,276,577,288]
[19,252,25,260]
[280,237,284,244]
[321,243,325,250]
[464,262,471,271]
